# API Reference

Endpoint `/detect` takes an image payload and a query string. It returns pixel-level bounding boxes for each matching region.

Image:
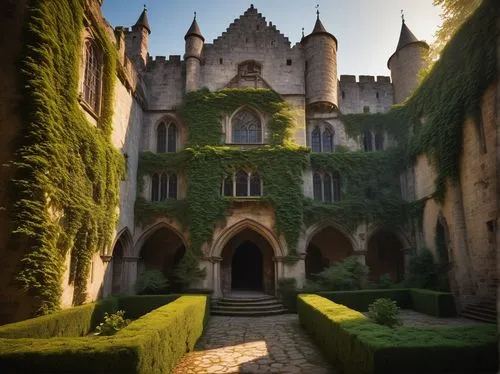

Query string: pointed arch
[311,126,321,152]
[151,173,160,201]
[133,220,188,258]
[322,126,334,152]
[156,122,167,153]
[230,107,263,144]
[210,218,284,258]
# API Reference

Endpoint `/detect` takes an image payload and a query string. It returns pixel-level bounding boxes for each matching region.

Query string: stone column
[351,250,367,265]
[402,247,414,274]
[273,256,285,296]
[100,255,113,297]
[211,257,223,299]
[283,255,306,288]
[122,256,139,293]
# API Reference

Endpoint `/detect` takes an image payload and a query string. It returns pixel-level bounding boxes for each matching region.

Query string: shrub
[377,273,393,289]
[404,248,439,289]
[172,253,206,285]
[367,298,402,327]
[312,257,369,291]
[135,270,170,295]
[410,289,456,317]
[277,278,298,312]
[95,310,130,336]
[118,295,180,319]
[317,289,412,311]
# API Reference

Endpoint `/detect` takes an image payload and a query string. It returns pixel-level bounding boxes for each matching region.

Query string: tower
[388,15,429,104]
[184,13,204,92]
[125,6,150,71]
[302,10,338,111]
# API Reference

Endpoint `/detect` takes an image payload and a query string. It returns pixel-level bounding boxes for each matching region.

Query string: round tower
[388,16,429,104]
[184,13,204,92]
[303,11,338,111]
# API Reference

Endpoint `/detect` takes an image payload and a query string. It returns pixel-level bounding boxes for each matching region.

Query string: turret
[302,10,338,111]
[388,15,429,103]
[184,13,204,92]
[125,6,150,71]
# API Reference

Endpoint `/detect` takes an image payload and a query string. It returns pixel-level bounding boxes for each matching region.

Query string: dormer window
[82,40,102,114]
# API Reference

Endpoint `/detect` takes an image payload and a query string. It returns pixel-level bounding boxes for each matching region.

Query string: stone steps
[461,298,497,324]
[211,295,287,317]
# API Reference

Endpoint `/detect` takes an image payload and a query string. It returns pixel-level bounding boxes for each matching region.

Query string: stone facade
[0,1,497,323]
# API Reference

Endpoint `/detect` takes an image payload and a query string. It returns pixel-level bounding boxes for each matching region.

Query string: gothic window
[311,127,321,153]
[364,131,373,151]
[250,172,261,196]
[232,110,262,144]
[151,173,160,201]
[313,173,322,201]
[310,124,334,153]
[83,40,102,113]
[222,170,262,197]
[375,132,384,151]
[322,128,334,152]
[313,171,341,203]
[156,122,178,153]
[235,170,248,196]
[151,172,178,201]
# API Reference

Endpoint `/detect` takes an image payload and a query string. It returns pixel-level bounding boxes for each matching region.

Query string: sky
[101,0,443,77]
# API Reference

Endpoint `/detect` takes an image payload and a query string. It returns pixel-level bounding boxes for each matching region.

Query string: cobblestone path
[173,314,335,374]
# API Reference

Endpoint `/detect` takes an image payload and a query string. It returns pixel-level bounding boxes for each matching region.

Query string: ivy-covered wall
[9,0,124,315]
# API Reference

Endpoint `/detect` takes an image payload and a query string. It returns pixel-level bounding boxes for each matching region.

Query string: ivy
[11,0,123,313]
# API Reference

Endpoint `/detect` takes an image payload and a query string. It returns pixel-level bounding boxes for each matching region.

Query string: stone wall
[338,75,393,114]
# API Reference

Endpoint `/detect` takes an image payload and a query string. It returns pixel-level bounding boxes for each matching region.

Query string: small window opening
[219,58,223,64]
[376,92,380,99]
[487,220,495,244]
[256,25,260,30]
[286,59,292,66]
[363,106,370,113]
[341,91,345,99]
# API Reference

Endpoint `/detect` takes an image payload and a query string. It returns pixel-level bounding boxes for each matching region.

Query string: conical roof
[302,12,337,46]
[185,17,204,41]
[134,7,151,34]
[387,19,429,68]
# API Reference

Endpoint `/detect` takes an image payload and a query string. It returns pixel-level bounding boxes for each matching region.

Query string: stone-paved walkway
[173,314,335,374]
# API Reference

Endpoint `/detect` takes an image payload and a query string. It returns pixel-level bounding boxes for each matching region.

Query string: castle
[0,0,497,323]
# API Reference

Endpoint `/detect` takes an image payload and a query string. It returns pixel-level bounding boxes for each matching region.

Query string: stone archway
[108,228,132,295]
[305,226,354,279]
[138,226,186,289]
[220,228,275,295]
[366,230,405,282]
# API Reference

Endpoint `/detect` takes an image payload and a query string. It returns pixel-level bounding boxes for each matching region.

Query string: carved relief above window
[156,121,178,153]
[151,172,178,201]
[82,40,103,114]
[238,60,262,77]
[222,170,262,198]
[231,109,263,144]
[313,171,341,202]
[227,60,269,89]
[310,123,334,153]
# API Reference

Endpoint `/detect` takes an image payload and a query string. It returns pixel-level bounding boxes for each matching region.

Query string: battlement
[340,75,391,84]
[146,55,183,69]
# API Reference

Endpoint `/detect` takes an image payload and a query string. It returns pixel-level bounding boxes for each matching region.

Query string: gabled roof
[134,8,151,34]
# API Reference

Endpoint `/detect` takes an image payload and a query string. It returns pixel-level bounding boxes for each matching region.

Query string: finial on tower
[316,4,320,19]
[194,11,197,20]
[401,9,405,24]
[302,27,305,38]
[144,4,147,11]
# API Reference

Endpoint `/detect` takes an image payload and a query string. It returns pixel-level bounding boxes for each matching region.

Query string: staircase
[211,294,288,317]
[461,298,497,324]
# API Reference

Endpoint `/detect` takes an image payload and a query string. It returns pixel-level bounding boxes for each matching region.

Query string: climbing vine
[11,0,124,313]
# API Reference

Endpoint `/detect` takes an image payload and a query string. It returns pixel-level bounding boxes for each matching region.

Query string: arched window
[157,123,167,153]
[322,128,334,152]
[222,170,263,197]
[375,132,384,151]
[160,173,168,201]
[323,173,332,202]
[250,172,262,196]
[364,131,373,151]
[167,124,177,152]
[235,170,248,196]
[232,110,262,144]
[151,173,178,201]
[151,173,160,201]
[313,171,341,202]
[311,127,321,153]
[313,173,322,201]
[157,122,178,153]
[83,40,102,113]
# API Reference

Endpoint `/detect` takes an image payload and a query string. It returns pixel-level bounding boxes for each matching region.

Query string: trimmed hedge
[118,295,180,319]
[0,295,208,373]
[298,294,497,374]
[0,297,119,339]
[410,289,456,317]
[317,289,412,311]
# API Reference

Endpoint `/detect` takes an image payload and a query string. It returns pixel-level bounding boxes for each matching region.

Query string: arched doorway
[366,230,404,282]
[111,240,124,294]
[221,228,275,296]
[306,226,353,279]
[138,227,186,290]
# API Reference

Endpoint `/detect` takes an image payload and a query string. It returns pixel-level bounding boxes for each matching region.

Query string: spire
[134,5,151,34]
[185,12,204,41]
[302,4,337,45]
[387,14,429,68]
